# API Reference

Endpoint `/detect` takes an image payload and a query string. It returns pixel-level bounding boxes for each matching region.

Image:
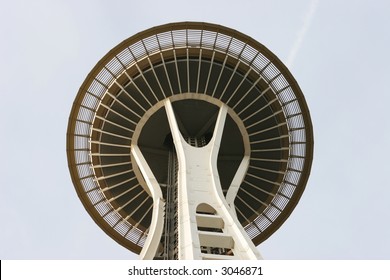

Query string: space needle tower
[67,22,313,260]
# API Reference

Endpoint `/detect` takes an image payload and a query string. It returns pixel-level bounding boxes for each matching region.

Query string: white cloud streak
[286,0,320,68]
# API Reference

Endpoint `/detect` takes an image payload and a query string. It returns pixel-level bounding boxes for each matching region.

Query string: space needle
[67,22,313,260]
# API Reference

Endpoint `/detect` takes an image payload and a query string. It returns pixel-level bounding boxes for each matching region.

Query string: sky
[1,0,390,260]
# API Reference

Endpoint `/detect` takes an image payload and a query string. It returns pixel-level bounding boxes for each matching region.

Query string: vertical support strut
[131,145,165,260]
[164,99,262,260]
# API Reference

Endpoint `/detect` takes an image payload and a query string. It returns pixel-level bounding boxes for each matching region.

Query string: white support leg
[165,99,262,260]
[131,145,165,260]
[226,155,250,218]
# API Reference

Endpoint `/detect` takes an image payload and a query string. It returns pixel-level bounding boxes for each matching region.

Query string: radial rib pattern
[67,22,313,254]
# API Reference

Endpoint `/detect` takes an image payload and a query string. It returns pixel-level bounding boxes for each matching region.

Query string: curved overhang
[67,22,314,254]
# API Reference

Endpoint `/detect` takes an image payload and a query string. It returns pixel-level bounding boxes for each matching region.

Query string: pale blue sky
[1,0,390,259]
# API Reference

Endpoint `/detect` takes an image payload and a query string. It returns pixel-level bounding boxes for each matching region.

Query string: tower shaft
[165,100,261,260]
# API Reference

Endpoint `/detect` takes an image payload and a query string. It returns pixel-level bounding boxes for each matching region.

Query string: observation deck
[67,22,313,257]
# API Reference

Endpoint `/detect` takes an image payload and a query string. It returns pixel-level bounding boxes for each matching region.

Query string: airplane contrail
[286,0,320,68]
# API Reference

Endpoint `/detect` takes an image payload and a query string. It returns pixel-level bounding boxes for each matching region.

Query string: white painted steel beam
[131,145,165,260]
[226,155,250,218]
